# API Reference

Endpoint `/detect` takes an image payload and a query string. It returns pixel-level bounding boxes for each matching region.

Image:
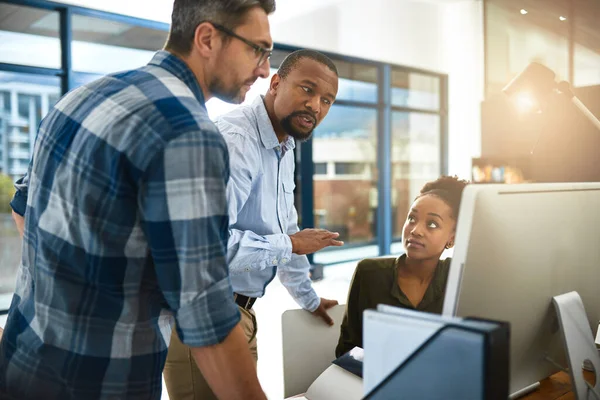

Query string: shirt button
[272,258,278,264]
[282,258,289,263]
[245,267,250,271]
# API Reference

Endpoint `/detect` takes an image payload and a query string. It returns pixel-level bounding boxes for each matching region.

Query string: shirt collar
[251,96,296,152]
[148,50,206,106]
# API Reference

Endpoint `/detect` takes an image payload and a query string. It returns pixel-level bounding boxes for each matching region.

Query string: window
[314,162,327,175]
[72,14,167,78]
[0,3,61,68]
[334,162,366,175]
[0,71,61,180]
[0,71,60,310]
[392,70,440,111]
[335,61,378,103]
[391,111,441,239]
[0,177,19,311]
[312,105,377,246]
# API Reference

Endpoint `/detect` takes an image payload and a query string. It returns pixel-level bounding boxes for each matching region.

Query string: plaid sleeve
[10,173,29,216]
[139,128,240,348]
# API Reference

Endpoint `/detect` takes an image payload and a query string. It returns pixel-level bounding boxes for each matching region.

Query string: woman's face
[402,194,456,261]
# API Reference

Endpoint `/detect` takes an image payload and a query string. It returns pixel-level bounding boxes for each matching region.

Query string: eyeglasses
[211,23,273,68]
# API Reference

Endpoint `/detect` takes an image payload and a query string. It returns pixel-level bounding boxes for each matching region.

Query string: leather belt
[234,293,257,310]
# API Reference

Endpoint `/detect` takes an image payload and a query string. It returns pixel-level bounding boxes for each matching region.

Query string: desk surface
[522,371,595,400]
[285,371,594,400]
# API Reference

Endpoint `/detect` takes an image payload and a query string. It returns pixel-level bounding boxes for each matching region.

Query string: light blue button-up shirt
[216,96,320,312]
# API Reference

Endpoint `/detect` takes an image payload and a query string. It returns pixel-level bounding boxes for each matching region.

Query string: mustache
[289,110,316,125]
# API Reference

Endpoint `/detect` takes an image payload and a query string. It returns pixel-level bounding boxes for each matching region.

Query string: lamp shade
[502,62,557,112]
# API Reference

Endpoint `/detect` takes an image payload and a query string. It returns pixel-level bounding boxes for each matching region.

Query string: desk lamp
[502,62,600,132]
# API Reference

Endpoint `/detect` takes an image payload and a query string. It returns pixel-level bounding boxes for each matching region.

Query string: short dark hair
[417,175,469,220]
[277,49,338,80]
[165,0,276,55]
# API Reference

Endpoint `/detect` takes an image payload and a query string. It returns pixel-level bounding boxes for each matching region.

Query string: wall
[442,0,484,178]
[271,0,446,72]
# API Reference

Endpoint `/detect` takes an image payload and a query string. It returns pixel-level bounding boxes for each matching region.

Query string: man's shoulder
[132,65,217,136]
[76,67,212,126]
[56,68,222,166]
[216,109,262,153]
[117,66,221,144]
[216,104,259,137]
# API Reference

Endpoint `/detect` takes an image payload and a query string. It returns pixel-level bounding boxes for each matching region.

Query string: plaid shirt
[0,51,240,400]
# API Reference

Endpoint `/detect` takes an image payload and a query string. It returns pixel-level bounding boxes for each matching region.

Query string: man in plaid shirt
[0,1,275,399]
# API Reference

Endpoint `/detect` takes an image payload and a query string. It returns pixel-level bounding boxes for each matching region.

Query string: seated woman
[335,176,468,357]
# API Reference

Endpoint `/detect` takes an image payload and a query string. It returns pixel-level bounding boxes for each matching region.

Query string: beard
[209,75,252,105]
[280,111,317,142]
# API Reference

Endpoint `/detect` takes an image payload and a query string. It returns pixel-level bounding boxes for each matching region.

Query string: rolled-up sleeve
[10,173,29,216]
[277,254,320,312]
[139,128,240,348]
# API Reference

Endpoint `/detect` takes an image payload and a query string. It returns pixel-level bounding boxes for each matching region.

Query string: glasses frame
[211,22,273,67]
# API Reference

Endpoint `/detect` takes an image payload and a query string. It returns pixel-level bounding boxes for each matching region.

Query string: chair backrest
[281,304,346,398]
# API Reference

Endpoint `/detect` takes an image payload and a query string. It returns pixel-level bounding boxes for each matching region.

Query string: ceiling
[493,0,600,54]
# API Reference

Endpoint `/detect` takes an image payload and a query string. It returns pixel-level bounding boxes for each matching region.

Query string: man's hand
[289,229,343,255]
[311,298,339,326]
[12,210,24,238]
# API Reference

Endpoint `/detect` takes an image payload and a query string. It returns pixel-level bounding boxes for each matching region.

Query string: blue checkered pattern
[1,51,240,400]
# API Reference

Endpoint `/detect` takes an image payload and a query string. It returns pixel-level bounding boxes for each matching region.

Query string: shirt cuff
[298,289,320,312]
[265,233,293,266]
[10,190,27,216]
[174,278,241,348]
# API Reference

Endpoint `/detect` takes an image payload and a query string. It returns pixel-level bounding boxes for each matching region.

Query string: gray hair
[165,0,276,55]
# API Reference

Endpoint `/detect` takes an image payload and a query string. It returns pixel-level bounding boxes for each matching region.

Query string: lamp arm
[557,81,600,133]
[571,97,600,133]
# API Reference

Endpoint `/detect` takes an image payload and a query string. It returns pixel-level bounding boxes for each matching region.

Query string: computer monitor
[443,182,600,397]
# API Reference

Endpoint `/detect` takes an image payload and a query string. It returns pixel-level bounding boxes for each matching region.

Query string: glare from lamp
[513,92,539,114]
[559,16,567,21]
[520,9,528,15]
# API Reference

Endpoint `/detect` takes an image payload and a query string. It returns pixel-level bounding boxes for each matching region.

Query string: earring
[445,242,453,249]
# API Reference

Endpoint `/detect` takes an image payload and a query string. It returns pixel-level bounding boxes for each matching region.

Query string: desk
[522,371,595,400]
[286,370,595,400]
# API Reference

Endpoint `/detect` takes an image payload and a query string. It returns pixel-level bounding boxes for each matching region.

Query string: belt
[234,293,257,310]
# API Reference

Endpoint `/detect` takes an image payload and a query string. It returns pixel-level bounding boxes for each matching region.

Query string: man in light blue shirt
[219,50,342,326]
[166,49,342,399]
